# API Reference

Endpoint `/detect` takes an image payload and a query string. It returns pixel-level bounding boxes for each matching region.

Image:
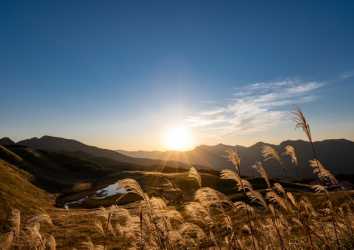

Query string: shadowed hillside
[0,137,15,146]
[16,136,196,170]
[0,144,205,193]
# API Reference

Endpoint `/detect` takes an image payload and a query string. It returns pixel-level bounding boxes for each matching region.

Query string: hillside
[6,136,354,179]
[0,145,195,194]
[1,138,354,249]
[0,160,52,221]
[17,136,193,170]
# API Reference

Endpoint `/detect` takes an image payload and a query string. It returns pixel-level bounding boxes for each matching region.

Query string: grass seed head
[0,231,14,250]
[226,149,241,173]
[253,161,271,188]
[292,107,312,143]
[266,191,288,212]
[8,209,20,236]
[283,145,298,166]
[309,159,338,185]
[262,145,281,164]
[188,166,202,187]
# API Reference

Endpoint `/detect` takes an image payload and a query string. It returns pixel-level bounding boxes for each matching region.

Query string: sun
[163,126,194,151]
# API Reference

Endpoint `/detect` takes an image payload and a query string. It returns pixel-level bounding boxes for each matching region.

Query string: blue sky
[1,1,354,150]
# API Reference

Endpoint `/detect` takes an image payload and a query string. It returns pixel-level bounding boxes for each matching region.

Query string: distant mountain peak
[249,141,269,148]
[0,137,15,146]
[117,138,354,176]
[40,135,79,142]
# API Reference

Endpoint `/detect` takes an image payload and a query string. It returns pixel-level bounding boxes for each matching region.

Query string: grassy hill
[0,160,52,221]
[0,142,353,249]
[17,135,194,170]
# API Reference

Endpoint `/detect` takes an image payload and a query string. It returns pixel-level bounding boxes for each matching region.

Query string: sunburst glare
[163,126,195,151]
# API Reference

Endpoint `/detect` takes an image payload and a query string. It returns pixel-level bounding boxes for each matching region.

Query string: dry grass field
[1,109,354,250]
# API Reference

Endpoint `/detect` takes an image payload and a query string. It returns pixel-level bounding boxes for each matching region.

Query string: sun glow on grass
[163,126,194,151]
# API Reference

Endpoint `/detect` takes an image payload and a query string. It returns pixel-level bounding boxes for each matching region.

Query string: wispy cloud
[340,70,354,80]
[185,80,323,136]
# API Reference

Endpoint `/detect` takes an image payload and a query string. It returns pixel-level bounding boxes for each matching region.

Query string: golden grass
[1,107,354,249]
[283,145,298,166]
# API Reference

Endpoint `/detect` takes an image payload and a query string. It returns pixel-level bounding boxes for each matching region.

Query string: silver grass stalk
[234,201,255,216]
[220,169,253,191]
[252,161,271,189]
[179,223,206,247]
[26,213,53,226]
[268,204,286,250]
[309,159,338,185]
[194,187,228,208]
[0,231,14,250]
[246,189,268,209]
[283,145,298,166]
[149,197,168,211]
[261,145,281,164]
[81,239,95,250]
[167,230,186,248]
[221,167,258,250]
[226,149,241,175]
[311,184,328,194]
[94,220,105,235]
[9,209,20,236]
[116,178,145,198]
[292,107,318,160]
[273,183,286,196]
[27,222,43,248]
[292,107,312,141]
[188,166,202,187]
[266,191,288,212]
[46,235,56,250]
[286,192,298,209]
[184,202,212,226]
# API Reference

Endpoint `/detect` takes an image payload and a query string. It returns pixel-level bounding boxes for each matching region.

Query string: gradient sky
[1,0,354,150]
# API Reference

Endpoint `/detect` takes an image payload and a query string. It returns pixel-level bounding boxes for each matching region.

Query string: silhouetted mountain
[18,136,135,161]
[118,139,354,178]
[0,137,15,146]
[17,135,189,169]
[12,136,199,190]
[12,135,354,179]
[0,144,202,193]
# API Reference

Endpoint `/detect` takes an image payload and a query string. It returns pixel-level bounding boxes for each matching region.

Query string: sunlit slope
[0,160,52,220]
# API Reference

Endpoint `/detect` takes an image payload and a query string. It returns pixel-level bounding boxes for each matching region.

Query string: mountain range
[0,136,197,193]
[16,136,191,169]
[1,135,354,213]
[118,139,354,178]
[1,135,353,179]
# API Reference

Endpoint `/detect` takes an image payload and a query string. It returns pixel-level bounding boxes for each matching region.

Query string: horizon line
[2,134,353,152]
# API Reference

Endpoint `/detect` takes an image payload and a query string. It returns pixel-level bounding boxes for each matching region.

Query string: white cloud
[185,80,323,136]
[340,71,354,80]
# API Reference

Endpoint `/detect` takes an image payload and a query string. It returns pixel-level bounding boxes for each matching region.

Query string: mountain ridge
[2,135,354,178]
[117,138,353,158]
[0,137,15,146]
[12,135,201,172]
[117,138,354,177]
